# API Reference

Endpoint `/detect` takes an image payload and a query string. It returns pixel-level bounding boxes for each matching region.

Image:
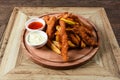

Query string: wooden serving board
[0,7,120,80]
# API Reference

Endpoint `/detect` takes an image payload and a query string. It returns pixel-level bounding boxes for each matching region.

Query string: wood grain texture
[0,9,28,76]
[0,8,19,65]
[0,7,120,80]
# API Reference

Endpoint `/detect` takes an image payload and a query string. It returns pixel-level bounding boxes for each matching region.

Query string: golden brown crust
[59,20,69,61]
[43,12,98,61]
[73,25,98,47]
[43,16,57,39]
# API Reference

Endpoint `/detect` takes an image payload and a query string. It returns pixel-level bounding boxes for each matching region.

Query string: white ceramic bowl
[25,18,46,31]
[25,30,48,48]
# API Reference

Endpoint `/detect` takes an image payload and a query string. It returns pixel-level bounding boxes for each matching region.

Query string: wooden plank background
[0,0,120,47]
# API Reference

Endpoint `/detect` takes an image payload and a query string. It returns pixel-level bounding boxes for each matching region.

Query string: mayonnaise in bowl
[25,31,48,48]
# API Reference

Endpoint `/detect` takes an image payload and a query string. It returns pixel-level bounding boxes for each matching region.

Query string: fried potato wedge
[61,18,77,25]
[68,40,76,48]
[69,34,79,46]
[47,40,61,54]
[81,41,86,48]
[75,34,81,42]
[53,41,61,49]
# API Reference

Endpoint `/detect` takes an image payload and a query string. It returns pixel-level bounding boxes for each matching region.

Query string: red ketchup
[28,22,43,29]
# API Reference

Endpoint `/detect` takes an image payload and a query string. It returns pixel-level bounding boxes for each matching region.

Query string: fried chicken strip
[43,15,50,24]
[43,16,57,39]
[57,12,70,19]
[59,20,69,61]
[68,14,93,31]
[73,25,98,47]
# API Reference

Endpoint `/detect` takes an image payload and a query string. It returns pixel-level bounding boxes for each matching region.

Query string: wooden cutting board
[0,7,120,80]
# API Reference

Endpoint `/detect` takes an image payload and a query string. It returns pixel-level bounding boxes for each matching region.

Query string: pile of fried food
[43,12,98,61]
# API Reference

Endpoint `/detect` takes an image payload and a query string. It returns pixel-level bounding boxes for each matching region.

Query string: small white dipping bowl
[25,30,48,48]
[25,18,46,31]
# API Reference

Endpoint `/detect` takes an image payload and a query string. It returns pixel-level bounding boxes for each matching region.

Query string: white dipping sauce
[26,31,48,48]
[28,32,45,45]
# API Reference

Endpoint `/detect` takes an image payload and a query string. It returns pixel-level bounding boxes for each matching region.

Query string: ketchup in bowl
[28,22,43,29]
[25,18,45,31]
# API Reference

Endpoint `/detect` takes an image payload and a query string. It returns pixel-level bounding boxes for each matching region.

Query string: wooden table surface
[0,0,120,46]
[0,1,120,79]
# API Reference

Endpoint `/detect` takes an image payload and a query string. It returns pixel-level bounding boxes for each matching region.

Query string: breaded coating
[59,20,69,61]
[73,25,98,47]
[43,12,98,61]
[43,15,50,24]
[80,31,98,46]
[57,12,71,19]
[68,14,93,31]
[43,16,57,39]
